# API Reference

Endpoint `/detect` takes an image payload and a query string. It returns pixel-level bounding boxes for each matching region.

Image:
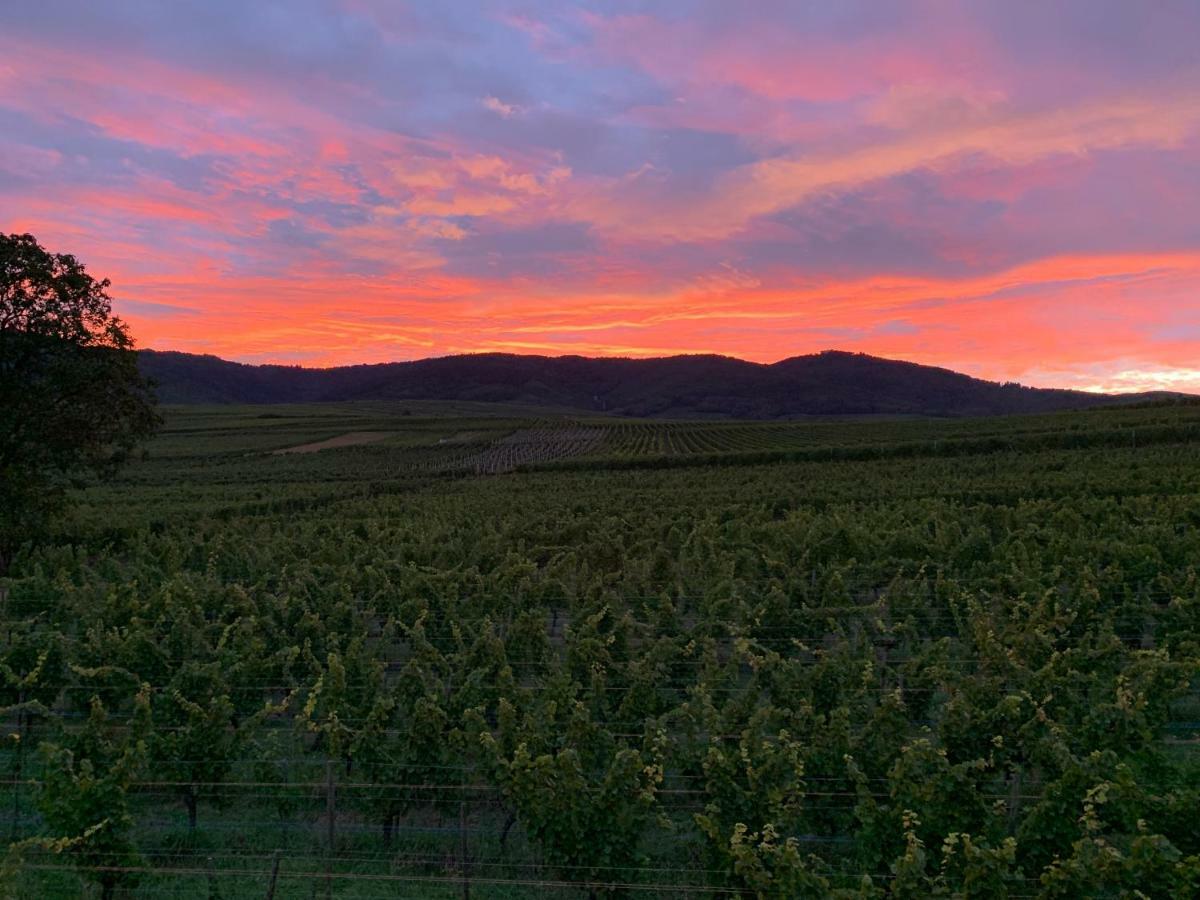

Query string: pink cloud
[587,12,991,104]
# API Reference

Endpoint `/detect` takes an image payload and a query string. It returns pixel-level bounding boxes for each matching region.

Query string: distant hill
[137,349,1180,418]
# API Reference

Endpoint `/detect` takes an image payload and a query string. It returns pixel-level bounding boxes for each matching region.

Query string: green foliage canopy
[0,233,159,567]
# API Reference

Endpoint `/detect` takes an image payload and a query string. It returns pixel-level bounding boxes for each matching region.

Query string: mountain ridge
[137,348,1184,418]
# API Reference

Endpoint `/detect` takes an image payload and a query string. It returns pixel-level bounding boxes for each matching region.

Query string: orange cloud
[105,248,1200,387]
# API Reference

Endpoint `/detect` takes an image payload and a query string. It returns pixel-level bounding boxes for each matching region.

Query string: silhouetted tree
[0,233,159,570]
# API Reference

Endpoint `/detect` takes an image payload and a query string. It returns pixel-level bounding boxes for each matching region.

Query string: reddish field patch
[273,431,389,454]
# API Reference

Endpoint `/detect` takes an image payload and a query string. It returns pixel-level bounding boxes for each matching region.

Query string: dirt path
[273,431,390,454]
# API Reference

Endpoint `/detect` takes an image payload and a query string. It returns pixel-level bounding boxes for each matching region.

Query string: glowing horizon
[2,2,1199,392]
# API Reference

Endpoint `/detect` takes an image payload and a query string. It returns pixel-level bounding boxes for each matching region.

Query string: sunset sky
[3,2,1199,391]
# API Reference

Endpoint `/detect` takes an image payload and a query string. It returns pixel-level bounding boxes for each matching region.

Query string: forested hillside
[138,349,1172,417]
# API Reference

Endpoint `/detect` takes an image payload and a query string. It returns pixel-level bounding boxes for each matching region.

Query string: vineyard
[2,400,1200,897]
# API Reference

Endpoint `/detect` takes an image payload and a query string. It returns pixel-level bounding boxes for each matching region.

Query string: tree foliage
[0,232,158,567]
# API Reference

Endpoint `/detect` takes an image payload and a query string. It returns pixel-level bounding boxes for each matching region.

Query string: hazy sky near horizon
[3,1,1200,390]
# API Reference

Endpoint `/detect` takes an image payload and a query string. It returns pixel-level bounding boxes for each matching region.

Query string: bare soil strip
[437,430,488,445]
[273,431,390,454]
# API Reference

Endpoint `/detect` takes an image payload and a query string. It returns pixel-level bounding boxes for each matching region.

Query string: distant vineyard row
[138,400,1200,479]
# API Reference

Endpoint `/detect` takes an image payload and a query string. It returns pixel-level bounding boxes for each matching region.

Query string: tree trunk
[10,700,23,840]
[459,799,470,900]
[498,811,516,851]
[382,812,395,848]
[185,786,198,830]
[265,850,281,900]
[1007,769,1023,835]
[325,759,335,900]
[207,855,220,899]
